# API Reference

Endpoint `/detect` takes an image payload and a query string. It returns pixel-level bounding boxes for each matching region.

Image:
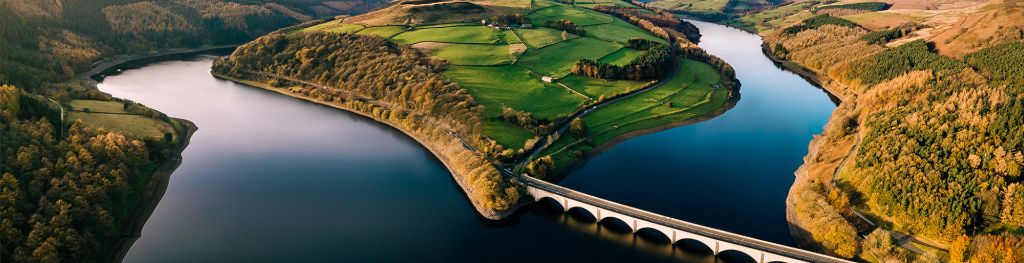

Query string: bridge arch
[566,207,598,222]
[717,249,758,263]
[535,196,566,211]
[635,227,671,243]
[598,216,633,233]
[674,238,714,255]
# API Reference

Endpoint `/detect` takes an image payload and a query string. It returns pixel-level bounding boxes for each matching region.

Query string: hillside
[0,0,388,90]
[743,0,1024,261]
[212,0,738,218]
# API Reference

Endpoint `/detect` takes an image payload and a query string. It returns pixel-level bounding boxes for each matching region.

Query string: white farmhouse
[542,76,553,83]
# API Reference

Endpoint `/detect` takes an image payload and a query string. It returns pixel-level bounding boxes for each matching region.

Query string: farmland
[297,0,734,165]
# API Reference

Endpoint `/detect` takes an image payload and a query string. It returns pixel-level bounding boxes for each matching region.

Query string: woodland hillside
[0,0,387,90]
[759,0,1024,261]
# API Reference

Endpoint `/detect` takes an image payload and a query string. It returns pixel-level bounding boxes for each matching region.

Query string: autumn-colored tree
[569,118,587,137]
[1004,184,1024,227]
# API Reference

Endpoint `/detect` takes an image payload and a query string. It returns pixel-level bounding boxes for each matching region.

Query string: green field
[392,26,521,44]
[559,75,649,98]
[67,104,175,140]
[355,26,407,38]
[647,0,730,12]
[431,44,512,65]
[597,48,644,66]
[444,65,587,120]
[515,28,578,48]
[485,119,536,149]
[584,20,666,44]
[516,37,622,78]
[527,5,615,26]
[70,100,126,113]
[539,59,730,164]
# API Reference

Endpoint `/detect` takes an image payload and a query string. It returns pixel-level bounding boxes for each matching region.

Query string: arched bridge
[516,174,853,263]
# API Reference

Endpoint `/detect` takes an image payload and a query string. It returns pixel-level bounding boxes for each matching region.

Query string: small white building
[542,76,553,83]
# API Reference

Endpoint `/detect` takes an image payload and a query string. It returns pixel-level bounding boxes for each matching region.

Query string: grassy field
[515,27,577,48]
[392,26,521,44]
[597,47,644,66]
[444,65,587,120]
[584,20,666,44]
[485,119,536,149]
[431,44,513,65]
[69,100,126,113]
[516,36,622,78]
[575,0,645,9]
[559,75,649,98]
[539,59,730,166]
[301,20,365,33]
[527,5,615,26]
[731,1,816,32]
[647,0,729,12]
[354,26,407,38]
[67,106,175,140]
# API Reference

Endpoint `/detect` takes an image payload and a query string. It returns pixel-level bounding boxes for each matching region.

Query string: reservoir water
[105,21,836,262]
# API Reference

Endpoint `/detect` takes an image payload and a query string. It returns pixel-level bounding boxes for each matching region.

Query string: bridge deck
[515,174,853,263]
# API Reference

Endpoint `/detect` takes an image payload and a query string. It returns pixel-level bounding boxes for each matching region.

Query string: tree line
[592,5,701,43]
[545,19,586,35]
[571,41,674,80]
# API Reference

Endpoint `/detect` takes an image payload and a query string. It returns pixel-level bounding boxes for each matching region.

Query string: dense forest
[860,23,922,45]
[767,11,1024,259]
[212,32,521,213]
[0,85,186,262]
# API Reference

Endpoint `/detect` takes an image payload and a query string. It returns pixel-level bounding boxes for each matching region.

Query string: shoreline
[103,119,198,263]
[77,45,239,85]
[759,39,862,255]
[210,72,513,220]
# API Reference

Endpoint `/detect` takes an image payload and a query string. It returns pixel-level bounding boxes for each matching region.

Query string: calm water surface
[106,21,835,262]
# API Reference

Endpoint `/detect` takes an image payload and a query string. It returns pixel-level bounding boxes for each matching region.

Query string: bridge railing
[514,174,853,263]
